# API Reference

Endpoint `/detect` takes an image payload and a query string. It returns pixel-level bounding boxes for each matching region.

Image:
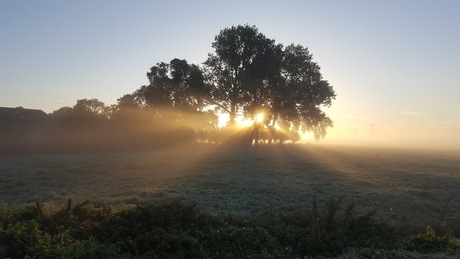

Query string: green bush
[408,227,455,251]
[0,199,458,258]
[253,199,396,257]
[336,247,436,259]
[0,200,116,259]
[0,220,41,258]
[99,200,207,257]
[99,199,282,258]
[55,237,122,259]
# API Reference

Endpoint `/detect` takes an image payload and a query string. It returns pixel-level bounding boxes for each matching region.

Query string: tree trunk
[228,104,236,126]
[253,122,260,146]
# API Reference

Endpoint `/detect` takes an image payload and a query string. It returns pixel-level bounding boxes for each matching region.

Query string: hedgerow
[0,199,458,258]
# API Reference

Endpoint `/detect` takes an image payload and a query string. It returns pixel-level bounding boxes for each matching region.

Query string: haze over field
[1,144,459,257]
[1,3,460,256]
[1,1,459,150]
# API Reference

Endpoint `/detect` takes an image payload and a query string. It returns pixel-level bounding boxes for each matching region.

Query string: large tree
[274,44,335,140]
[204,25,283,125]
[205,25,335,141]
[129,58,217,130]
[143,58,209,114]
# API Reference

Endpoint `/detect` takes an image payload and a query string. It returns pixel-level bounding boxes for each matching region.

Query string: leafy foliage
[143,59,209,112]
[1,199,458,258]
[234,198,396,257]
[408,227,457,251]
[205,25,336,139]
[335,247,453,259]
[3,25,338,155]
[205,25,283,125]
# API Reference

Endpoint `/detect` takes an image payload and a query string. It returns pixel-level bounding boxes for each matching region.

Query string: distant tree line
[0,25,335,154]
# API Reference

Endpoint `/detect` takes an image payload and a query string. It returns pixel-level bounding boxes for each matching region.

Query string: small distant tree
[52,106,74,117]
[50,99,112,150]
[72,98,110,119]
[52,99,110,119]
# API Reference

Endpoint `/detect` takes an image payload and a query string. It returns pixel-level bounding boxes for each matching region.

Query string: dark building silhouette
[0,106,47,119]
[0,107,55,154]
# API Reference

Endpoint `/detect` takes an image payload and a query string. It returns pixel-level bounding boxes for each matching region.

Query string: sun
[255,113,264,123]
[217,112,265,128]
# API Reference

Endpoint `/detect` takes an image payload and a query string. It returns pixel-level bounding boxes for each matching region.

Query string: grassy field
[1,143,459,237]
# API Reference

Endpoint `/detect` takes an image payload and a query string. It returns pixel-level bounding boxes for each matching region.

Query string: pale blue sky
[1,0,459,149]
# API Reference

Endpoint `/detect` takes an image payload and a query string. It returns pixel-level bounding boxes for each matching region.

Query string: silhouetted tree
[51,99,110,119]
[273,44,335,140]
[116,94,142,111]
[48,25,335,150]
[130,58,218,133]
[73,98,110,119]
[48,99,113,151]
[143,58,210,114]
[205,25,335,141]
[51,106,74,117]
[204,25,283,126]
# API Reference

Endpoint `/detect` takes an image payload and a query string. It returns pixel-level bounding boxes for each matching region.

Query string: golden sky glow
[1,1,459,150]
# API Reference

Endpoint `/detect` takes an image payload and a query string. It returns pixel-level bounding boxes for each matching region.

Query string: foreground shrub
[245,199,396,257]
[0,200,117,259]
[0,220,41,258]
[336,247,453,259]
[31,237,123,259]
[98,199,281,258]
[1,199,458,258]
[408,227,458,252]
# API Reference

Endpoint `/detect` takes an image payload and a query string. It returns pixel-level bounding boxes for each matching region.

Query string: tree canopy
[50,24,336,147]
[52,98,110,119]
[142,58,209,113]
[205,24,335,140]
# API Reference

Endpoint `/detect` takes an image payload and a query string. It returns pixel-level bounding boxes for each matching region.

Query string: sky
[1,0,460,150]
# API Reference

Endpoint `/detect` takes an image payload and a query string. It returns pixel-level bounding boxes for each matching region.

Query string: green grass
[1,144,460,257]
